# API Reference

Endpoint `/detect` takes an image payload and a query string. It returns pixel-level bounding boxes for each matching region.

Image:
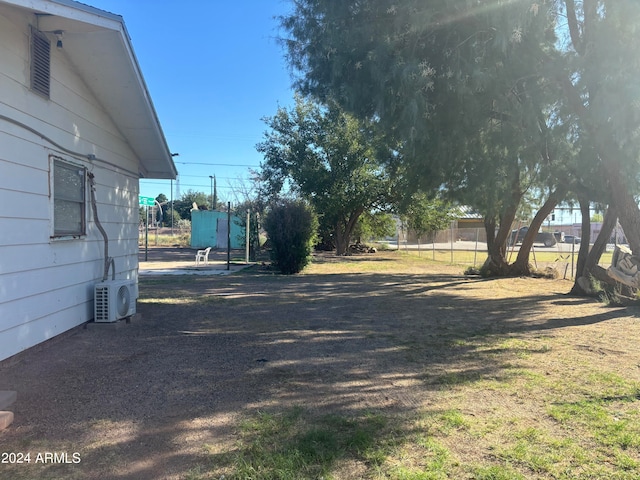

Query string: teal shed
[191,210,244,249]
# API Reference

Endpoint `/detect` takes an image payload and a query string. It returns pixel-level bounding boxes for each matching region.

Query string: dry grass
[1,250,639,480]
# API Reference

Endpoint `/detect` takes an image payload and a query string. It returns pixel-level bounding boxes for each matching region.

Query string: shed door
[216,218,228,249]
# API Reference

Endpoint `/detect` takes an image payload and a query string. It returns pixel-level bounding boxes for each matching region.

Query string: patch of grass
[437,409,470,434]
[139,233,190,247]
[471,464,526,480]
[388,464,447,480]
[214,408,391,479]
[549,397,640,451]
[498,427,574,474]
[490,338,552,358]
[397,248,614,269]
[427,370,483,387]
[417,435,450,469]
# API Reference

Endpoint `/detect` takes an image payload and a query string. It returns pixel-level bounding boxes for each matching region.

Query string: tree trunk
[606,165,640,255]
[482,208,516,276]
[334,226,349,255]
[511,187,565,275]
[571,203,617,295]
[584,204,616,274]
[573,196,591,279]
[483,215,500,265]
[334,208,365,255]
[482,168,522,276]
[559,89,640,255]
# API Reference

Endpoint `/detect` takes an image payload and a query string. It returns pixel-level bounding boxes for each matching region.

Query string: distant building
[400,206,485,244]
[191,210,245,250]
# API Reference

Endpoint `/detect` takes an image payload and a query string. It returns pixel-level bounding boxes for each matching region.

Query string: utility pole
[209,175,214,210]
[213,175,218,210]
[170,153,179,235]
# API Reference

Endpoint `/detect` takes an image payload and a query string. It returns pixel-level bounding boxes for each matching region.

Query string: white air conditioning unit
[94,280,137,323]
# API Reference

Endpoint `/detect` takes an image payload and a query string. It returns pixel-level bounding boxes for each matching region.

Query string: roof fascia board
[3,0,177,179]
[3,0,123,29]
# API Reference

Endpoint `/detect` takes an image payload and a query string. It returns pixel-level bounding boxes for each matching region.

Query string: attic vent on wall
[30,26,50,98]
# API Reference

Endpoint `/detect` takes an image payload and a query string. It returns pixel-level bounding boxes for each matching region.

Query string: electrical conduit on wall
[88,172,115,281]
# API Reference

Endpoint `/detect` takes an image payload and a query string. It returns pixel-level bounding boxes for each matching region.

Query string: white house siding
[0,5,141,360]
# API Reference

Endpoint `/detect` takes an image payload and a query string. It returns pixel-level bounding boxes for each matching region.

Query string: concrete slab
[0,390,16,409]
[0,411,14,430]
[85,318,130,330]
[138,264,250,276]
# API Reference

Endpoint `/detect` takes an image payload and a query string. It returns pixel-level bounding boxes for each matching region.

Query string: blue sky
[86,0,295,204]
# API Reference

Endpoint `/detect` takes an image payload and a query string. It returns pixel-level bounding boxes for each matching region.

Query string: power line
[170,174,245,180]
[174,161,259,167]
[141,180,238,190]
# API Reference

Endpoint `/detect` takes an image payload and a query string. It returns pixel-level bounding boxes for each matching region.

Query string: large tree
[257,96,392,255]
[281,0,640,284]
[172,190,210,219]
[553,1,640,255]
[281,0,566,273]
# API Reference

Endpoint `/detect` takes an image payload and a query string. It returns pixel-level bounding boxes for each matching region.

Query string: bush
[263,199,318,274]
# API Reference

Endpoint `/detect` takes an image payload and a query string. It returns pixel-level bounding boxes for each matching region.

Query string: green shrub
[263,199,318,274]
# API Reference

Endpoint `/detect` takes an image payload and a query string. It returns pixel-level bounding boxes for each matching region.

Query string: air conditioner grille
[116,284,131,318]
[95,285,110,322]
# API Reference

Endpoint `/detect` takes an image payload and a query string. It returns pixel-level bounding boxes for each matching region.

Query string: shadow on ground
[0,258,634,479]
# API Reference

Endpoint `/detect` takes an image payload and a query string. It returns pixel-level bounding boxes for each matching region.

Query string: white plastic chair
[195,247,212,266]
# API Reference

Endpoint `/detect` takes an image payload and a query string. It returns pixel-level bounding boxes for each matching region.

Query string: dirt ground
[0,248,639,479]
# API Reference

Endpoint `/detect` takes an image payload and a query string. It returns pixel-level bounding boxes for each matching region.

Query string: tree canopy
[280,0,640,284]
[257,95,392,254]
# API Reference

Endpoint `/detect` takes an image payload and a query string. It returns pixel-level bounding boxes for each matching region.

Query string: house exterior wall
[191,210,245,250]
[0,5,141,361]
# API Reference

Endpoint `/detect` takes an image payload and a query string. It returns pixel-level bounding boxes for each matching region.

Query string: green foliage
[281,0,640,260]
[401,193,457,240]
[220,408,390,480]
[263,199,318,274]
[472,465,526,480]
[280,0,570,271]
[234,201,262,261]
[352,211,396,243]
[257,95,392,255]
[166,208,181,228]
[176,218,191,231]
[153,193,168,225]
[282,1,557,174]
[548,395,640,453]
[172,190,210,219]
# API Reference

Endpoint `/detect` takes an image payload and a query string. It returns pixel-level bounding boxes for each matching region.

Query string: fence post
[246,210,250,264]
[474,227,479,267]
[450,221,454,264]
[227,202,231,271]
[432,235,435,261]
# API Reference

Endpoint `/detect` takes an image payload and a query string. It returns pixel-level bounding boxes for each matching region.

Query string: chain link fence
[392,226,614,279]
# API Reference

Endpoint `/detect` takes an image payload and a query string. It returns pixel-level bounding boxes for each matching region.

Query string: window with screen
[53,159,86,237]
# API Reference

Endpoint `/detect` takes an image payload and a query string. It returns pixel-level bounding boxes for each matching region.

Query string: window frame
[51,157,87,239]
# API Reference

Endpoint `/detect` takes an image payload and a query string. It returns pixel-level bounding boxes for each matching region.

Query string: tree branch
[564,0,585,56]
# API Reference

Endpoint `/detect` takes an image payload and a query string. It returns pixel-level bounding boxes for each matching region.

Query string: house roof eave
[3,0,177,179]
